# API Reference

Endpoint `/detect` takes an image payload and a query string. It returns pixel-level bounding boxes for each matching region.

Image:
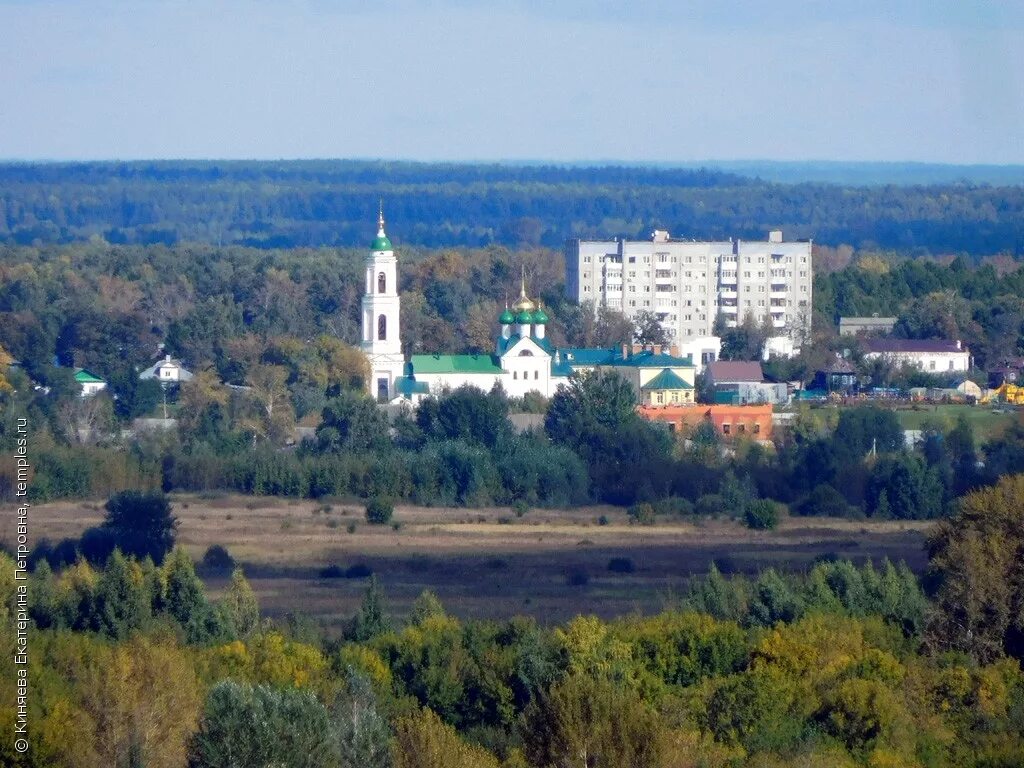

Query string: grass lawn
[892,403,1020,438]
[27,494,933,635]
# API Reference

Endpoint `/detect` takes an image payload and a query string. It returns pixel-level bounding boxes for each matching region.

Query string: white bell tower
[361,205,405,401]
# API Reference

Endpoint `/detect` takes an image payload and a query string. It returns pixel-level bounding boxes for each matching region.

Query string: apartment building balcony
[719,275,738,286]
[720,304,739,315]
[719,288,738,299]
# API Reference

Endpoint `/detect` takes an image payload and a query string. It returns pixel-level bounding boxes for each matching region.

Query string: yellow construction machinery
[980,382,1024,405]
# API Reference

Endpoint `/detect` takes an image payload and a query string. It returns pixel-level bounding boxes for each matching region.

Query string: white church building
[360,212,699,405]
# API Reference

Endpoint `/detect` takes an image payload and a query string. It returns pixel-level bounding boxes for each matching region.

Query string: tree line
[2,160,1022,254]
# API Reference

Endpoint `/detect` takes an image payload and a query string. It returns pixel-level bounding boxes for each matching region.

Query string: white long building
[565,229,813,342]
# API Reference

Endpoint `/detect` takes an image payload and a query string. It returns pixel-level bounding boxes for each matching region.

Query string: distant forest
[1,160,1022,255]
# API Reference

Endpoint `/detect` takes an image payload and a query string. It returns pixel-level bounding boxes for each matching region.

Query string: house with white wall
[862,338,971,373]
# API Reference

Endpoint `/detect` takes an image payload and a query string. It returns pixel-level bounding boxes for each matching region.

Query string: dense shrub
[365,498,394,526]
[202,545,235,571]
[744,499,780,530]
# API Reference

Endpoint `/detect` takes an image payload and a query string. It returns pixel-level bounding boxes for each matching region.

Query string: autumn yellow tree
[926,473,1024,663]
[393,707,499,768]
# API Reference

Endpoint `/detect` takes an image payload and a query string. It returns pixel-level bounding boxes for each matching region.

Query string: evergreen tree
[351,575,391,642]
[94,549,151,639]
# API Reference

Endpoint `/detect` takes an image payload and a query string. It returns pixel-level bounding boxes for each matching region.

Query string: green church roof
[516,310,534,324]
[371,234,393,251]
[533,307,549,324]
[410,354,503,375]
[499,309,515,324]
[641,368,694,391]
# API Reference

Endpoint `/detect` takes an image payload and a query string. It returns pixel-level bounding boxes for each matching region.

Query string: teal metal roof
[394,376,430,396]
[550,357,574,378]
[74,368,105,384]
[641,368,694,390]
[410,354,503,375]
[496,334,554,356]
[558,348,617,366]
[608,350,694,368]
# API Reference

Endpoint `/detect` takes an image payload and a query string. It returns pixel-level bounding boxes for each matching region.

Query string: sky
[1,0,1022,163]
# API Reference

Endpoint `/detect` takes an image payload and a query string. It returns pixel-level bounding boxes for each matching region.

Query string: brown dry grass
[24,494,933,634]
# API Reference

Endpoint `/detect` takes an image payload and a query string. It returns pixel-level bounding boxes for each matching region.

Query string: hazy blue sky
[1,0,1022,162]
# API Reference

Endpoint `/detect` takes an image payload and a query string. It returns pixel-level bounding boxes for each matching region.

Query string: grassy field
[27,495,933,634]
[893,403,1020,435]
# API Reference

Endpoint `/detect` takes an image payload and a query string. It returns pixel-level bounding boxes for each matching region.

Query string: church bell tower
[361,206,405,401]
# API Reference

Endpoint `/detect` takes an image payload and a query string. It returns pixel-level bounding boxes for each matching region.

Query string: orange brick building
[638,404,773,440]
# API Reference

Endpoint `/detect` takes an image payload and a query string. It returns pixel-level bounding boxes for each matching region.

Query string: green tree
[632,310,668,345]
[351,575,391,642]
[316,390,392,453]
[93,550,152,639]
[926,474,1024,662]
[101,490,177,564]
[416,386,511,449]
[335,671,393,768]
[190,681,336,768]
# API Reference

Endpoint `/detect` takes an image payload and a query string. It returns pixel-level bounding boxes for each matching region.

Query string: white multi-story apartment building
[565,229,813,342]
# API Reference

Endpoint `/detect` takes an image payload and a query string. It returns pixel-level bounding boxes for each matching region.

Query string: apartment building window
[801,286,807,292]
[644,286,650,292]
[758,271,764,278]
[644,301,650,306]
[583,286,590,292]
[628,285,635,292]
[800,271,807,277]
[628,257,636,263]
[584,256,591,263]
[799,300,807,307]
[629,300,636,307]
[658,253,668,263]
[686,300,692,306]
[628,271,635,277]
[744,271,750,278]
[583,272,589,279]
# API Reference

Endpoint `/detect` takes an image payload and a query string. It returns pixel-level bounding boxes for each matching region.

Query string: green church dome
[499,308,515,324]
[516,310,534,324]
[371,234,393,252]
[533,307,549,324]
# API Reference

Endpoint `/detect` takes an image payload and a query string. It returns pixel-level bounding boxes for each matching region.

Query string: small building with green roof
[74,368,107,397]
